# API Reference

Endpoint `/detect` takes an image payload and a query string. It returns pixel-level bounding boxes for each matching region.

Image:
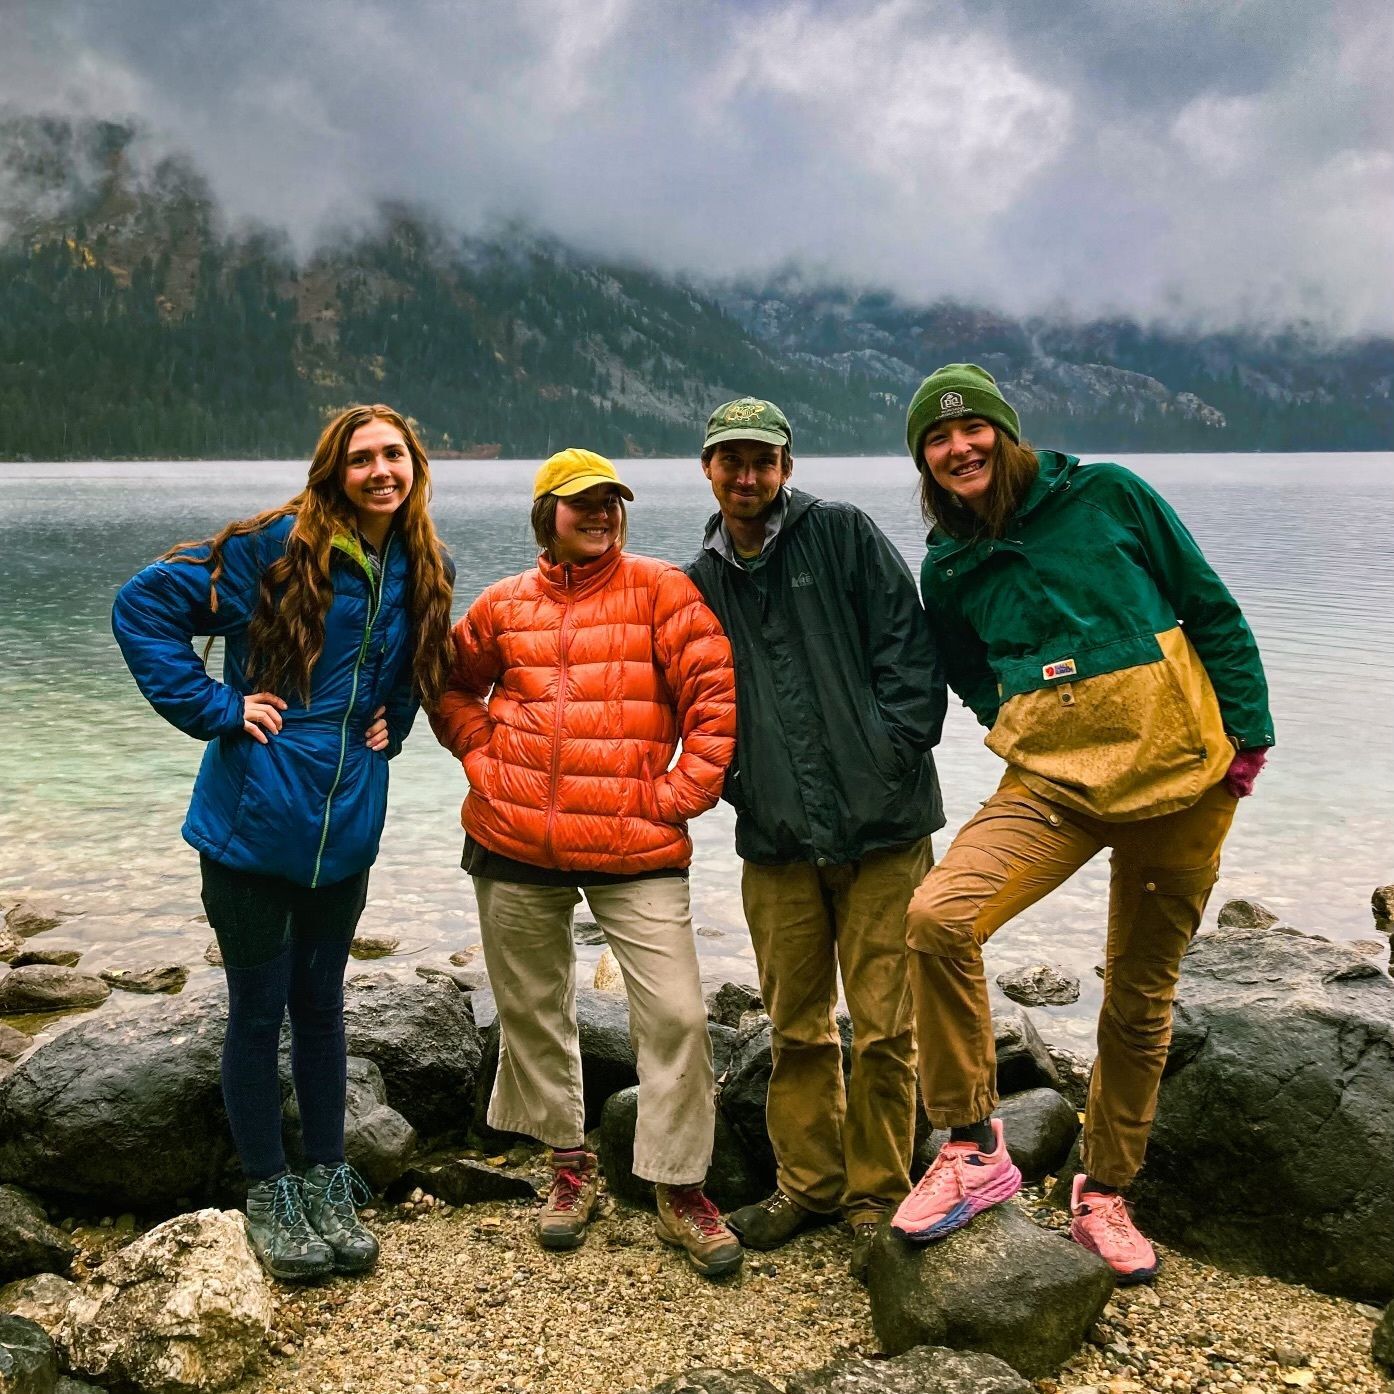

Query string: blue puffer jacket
[112,515,431,887]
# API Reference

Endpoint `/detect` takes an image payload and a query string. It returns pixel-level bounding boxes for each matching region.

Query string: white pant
[473,875,715,1185]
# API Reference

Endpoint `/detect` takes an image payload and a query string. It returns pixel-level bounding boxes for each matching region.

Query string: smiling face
[921,417,997,514]
[702,439,791,522]
[341,418,414,539]
[550,483,625,564]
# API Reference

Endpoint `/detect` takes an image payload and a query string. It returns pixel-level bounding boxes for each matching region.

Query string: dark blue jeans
[199,855,367,1182]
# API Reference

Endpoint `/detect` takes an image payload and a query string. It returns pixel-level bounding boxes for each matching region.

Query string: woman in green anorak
[891,364,1273,1283]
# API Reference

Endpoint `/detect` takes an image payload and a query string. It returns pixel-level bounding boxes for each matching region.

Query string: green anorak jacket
[921,451,1273,821]
[688,488,946,866]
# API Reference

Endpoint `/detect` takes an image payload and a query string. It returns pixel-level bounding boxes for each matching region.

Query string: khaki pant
[473,875,715,1186]
[741,838,933,1226]
[906,771,1237,1188]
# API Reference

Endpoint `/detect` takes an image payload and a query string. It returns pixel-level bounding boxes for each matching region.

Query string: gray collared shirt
[702,486,792,568]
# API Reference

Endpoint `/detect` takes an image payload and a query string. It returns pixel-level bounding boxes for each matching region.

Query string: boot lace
[323,1162,373,1210]
[1084,1191,1139,1244]
[910,1145,974,1207]
[669,1187,727,1238]
[269,1174,314,1240]
[548,1166,587,1213]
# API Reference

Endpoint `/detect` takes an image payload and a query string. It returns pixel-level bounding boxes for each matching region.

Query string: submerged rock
[1131,926,1394,1303]
[4,902,72,938]
[349,934,398,959]
[0,967,109,1015]
[867,1206,1114,1377]
[99,965,189,995]
[58,1209,270,1393]
[10,952,80,970]
[996,963,1081,1007]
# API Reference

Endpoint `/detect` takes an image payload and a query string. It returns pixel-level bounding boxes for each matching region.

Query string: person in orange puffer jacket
[430,448,742,1278]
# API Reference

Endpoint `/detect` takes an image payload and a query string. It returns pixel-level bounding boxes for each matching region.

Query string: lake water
[3,454,1392,1049]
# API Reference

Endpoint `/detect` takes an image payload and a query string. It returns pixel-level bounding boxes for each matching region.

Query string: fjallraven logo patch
[1042,658,1077,681]
[940,391,965,412]
[791,571,815,588]
[722,398,767,424]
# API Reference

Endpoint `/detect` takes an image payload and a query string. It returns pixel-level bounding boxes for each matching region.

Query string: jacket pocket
[463,746,494,800]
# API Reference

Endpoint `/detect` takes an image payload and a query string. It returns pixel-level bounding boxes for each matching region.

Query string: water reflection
[3,454,1392,1049]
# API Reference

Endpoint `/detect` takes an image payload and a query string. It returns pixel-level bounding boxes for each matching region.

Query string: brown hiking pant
[742,837,933,1226]
[906,771,1237,1188]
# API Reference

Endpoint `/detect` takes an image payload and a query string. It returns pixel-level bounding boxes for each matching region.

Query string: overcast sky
[6,0,1392,334]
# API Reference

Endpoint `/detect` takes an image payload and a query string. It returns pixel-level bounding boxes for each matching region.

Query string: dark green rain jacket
[687,489,946,866]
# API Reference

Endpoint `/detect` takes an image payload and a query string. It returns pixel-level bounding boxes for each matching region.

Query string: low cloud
[5,0,1390,334]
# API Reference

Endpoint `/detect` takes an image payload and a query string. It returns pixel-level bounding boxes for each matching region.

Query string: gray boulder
[1216,897,1280,929]
[637,1372,780,1394]
[787,1344,1029,1394]
[99,965,189,995]
[996,964,1080,1008]
[0,928,22,965]
[598,1086,768,1213]
[0,968,109,1016]
[0,1313,57,1394]
[1129,926,1394,1303]
[0,1189,73,1284]
[993,1010,1061,1094]
[342,973,483,1136]
[397,1159,536,1206]
[282,1057,415,1193]
[0,1273,78,1336]
[0,991,232,1208]
[1374,1302,1393,1371]
[706,983,763,1029]
[867,1206,1114,1377]
[58,1209,270,1393]
[913,1089,1080,1186]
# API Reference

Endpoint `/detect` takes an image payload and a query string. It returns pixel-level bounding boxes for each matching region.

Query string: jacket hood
[925,451,1078,563]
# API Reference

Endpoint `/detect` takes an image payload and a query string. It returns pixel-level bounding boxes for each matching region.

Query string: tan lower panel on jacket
[985,628,1232,821]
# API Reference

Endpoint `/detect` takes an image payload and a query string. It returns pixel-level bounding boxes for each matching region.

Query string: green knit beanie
[905,363,1021,467]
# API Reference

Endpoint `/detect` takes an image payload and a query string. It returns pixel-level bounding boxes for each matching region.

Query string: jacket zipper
[543,565,573,863]
[311,535,391,887]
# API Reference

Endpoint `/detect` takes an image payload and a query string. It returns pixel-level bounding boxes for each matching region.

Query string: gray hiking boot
[245,1172,334,1281]
[302,1162,380,1274]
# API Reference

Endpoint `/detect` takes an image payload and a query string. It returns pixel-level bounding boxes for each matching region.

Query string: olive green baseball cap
[703,397,793,451]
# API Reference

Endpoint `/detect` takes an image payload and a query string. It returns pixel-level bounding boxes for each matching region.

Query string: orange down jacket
[430,547,736,874]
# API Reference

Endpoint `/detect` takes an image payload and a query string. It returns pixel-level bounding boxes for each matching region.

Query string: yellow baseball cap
[532,448,635,502]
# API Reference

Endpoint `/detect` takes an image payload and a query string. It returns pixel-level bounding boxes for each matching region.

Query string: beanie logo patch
[940,391,965,412]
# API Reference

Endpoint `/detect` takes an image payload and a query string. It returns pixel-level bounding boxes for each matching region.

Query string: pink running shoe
[891,1118,1023,1242]
[1068,1175,1158,1284]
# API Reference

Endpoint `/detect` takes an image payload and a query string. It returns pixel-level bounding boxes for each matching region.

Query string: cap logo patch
[722,399,767,423]
[940,391,964,411]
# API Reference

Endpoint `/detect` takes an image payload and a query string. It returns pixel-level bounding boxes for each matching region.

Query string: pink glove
[1224,747,1268,798]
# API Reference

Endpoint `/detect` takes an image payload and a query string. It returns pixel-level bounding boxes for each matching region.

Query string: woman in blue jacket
[113,404,454,1280]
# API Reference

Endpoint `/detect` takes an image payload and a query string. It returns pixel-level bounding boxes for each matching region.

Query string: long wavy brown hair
[918,428,1040,540]
[164,405,454,706]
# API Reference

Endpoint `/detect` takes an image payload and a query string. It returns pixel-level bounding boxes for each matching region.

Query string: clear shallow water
[3,454,1392,1047]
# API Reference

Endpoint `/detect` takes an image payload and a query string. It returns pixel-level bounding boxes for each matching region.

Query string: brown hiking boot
[655,1184,744,1279]
[726,1189,834,1250]
[537,1150,601,1251]
[848,1221,879,1285]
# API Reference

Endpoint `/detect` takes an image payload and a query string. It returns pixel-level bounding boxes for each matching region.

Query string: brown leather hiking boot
[537,1150,601,1251]
[655,1184,744,1279]
[726,1189,834,1250]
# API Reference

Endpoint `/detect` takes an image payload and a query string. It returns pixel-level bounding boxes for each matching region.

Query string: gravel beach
[233,1177,1388,1394]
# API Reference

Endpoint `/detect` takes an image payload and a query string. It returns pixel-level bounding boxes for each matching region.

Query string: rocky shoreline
[2,891,1391,1392]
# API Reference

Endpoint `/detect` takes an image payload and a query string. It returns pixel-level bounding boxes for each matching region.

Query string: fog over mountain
[5,0,1391,336]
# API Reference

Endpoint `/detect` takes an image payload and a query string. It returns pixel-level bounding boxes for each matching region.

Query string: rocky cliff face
[2,114,1389,459]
